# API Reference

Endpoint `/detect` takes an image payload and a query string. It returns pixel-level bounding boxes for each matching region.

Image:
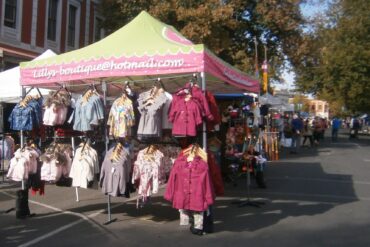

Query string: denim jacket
[8,98,42,131]
[72,94,104,132]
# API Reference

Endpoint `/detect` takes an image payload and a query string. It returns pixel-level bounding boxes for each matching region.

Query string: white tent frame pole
[201,72,207,151]
[20,86,25,190]
[71,137,80,202]
[102,80,117,225]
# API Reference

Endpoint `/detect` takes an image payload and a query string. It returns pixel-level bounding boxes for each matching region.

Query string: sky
[276,1,330,91]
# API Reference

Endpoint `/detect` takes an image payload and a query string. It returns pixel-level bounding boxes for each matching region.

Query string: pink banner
[204,51,260,93]
[20,52,204,85]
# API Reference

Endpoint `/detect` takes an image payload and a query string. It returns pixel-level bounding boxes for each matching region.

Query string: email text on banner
[31,58,185,79]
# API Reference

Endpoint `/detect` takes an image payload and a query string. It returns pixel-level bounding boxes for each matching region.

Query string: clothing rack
[133,137,179,147]
[232,115,265,208]
[19,71,212,227]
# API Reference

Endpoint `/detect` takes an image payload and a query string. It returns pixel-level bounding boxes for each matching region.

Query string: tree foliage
[99,0,305,80]
[295,0,370,114]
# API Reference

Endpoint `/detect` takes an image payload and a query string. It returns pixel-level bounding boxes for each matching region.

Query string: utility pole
[254,36,259,78]
[262,45,268,94]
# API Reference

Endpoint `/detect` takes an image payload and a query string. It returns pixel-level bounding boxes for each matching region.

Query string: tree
[295,0,370,114]
[99,0,306,80]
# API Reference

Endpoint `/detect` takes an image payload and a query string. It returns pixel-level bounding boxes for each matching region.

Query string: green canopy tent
[20,11,259,95]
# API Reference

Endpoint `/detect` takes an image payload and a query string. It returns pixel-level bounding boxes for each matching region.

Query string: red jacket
[168,98,203,137]
[205,91,221,131]
[208,151,224,196]
[189,85,214,121]
[164,154,215,211]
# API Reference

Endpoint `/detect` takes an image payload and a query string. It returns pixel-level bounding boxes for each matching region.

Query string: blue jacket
[291,118,304,132]
[8,98,42,131]
[332,118,341,129]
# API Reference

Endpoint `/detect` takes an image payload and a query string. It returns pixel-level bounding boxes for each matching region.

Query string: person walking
[290,114,304,154]
[302,119,314,147]
[331,117,342,142]
[312,117,323,145]
[349,116,360,139]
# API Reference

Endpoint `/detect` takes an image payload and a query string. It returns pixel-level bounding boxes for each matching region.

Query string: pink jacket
[168,98,203,137]
[189,85,214,121]
[164,154,215,211]
[43,104,68,126]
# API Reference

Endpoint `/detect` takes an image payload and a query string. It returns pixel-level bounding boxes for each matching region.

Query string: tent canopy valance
[20,11,259,95]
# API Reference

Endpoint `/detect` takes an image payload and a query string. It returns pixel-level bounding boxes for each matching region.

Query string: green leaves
[295,0,370,114]
[98,0,305,79]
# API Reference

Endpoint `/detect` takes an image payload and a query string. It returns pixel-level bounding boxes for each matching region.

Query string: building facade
[274,88,294,105]
[307,99,329,119]
[0,0,104,70]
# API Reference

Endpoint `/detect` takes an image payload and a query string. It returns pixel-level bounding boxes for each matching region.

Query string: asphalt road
[1,129,370,247]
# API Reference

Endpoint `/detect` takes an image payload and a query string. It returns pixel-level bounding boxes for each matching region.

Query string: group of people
[281,114,365,154]
[282,115,326,153]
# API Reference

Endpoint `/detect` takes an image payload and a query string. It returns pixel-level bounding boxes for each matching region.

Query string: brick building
[0,0,104,70]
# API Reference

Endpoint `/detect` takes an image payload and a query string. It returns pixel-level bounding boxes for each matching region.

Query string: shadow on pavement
[213,158,357,233]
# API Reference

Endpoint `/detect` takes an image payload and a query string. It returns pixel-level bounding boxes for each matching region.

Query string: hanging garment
[8,97,43,131]
[0,136,15,160]
[22,147,40,175]
[164,154,215,211]
[99,146,131,197]
[7,150,30,181]
[6,147,40,181]
[168,98,203,137]
[132,148,165,202]
[43,91,72,126]
[107,97,135,138]
[69,145,99,188]
[172,84,214,121]
[190,85,213,121]
[72,94,104,132]
[137,90,168,140]
[158,145,181,179]
[162,92,173,129]
[205,91,221,131]
[40,144,72,182]
[207,151,224,197]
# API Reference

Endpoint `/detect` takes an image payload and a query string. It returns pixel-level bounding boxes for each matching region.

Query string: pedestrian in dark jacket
[290,114,303,154]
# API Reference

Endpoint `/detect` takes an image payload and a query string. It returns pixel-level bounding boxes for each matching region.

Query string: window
[318,105,323,111]
[67,5,77,47]
[4,0,17,28]
[47,0,59,41]
[94,17,102,41]
[311,105,315,111]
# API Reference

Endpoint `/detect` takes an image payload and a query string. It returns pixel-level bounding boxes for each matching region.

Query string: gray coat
[137,90,167,139]
[99,146,131,197]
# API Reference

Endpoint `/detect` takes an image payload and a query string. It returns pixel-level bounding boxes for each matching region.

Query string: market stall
[13,11,259,233]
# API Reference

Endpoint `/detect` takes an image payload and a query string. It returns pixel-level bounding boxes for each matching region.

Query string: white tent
[270,103,295,112]
[0,49,56,103]
[259,93,283,106]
